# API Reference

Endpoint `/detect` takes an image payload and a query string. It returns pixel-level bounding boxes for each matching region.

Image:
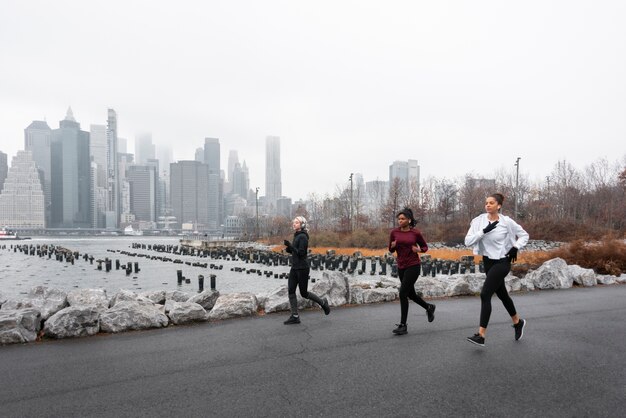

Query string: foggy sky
[1,0,625,201]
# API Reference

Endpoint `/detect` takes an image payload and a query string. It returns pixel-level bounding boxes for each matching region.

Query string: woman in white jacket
[464,193,529,347]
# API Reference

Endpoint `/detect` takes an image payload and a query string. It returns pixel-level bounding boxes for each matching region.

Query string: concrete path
[1,285,624,417]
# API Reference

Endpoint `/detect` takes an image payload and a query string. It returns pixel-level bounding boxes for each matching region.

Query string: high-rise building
[89,124,107,227]
[135,132,155,165]
[195,147,204,163]
[127,165,157,223]
[170,161,210,229]
[0,151,7,194]
[0,150,45,227]
[24,121,52,224]
[265,136,282,210]
[231,161,250,199]
[227,150,239,181]
[156,144,173,216]
[203,138,222,228]
[50,108,91,228]
[106,109,120,228]
[389,159,420,194]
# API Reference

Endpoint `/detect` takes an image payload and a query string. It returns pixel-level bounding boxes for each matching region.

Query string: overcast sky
[1,0,624,201]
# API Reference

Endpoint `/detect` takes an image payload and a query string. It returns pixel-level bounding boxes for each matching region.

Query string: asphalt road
[1,285,624,417]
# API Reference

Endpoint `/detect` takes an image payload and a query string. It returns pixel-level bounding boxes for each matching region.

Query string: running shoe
[513,318,526,341]
[426,304,436,322]
[467,333,485,347]
[283,315,301,325]
[392,324,408,335]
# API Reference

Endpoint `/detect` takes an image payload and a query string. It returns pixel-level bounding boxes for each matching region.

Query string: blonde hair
[294,216,308,231]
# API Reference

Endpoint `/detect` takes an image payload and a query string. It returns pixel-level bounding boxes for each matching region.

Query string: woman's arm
[509,219,529,249]
[464,217,484,246]
[415,231,428,253]
[388,231,396,252]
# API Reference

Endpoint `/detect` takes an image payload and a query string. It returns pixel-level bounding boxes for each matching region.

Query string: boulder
[567,265,597,287]
[415,278,447,298]
[2,287,68,320]
[188,290,220,310]
[109,289,153,307]
[349,286,364,304]
[43,306,100,338]
[526,258,572,289]
[141,290,166,305]
[208,293,258,320]
[167,301,207,325]
[616,274,626,284]
[100,301,169,333]
[596,274,616,285]
[309,271,350,307]
[67,289,110,311]
[446,277,474,297]
[0,291,7,307]
[165,290,191,302]
[362,288,398,304]
[0,308,41,345]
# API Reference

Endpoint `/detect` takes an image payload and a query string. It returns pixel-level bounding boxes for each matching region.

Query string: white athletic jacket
[464,213,529,259]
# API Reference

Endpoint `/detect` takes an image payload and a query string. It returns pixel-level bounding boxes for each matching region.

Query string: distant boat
[0,228,28,240]
[124,226,143,236]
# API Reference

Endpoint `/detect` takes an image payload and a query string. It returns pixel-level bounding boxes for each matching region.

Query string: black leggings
[287,268,324,315]
[479,257,517,328]
[398,265,429,324]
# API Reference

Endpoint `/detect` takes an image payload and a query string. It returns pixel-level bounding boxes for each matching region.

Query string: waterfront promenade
[1,285,624,417]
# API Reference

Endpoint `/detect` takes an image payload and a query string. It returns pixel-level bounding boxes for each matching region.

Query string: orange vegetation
[272,245,547,264]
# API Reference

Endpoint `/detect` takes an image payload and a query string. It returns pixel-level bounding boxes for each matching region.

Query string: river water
[0,237,296,299]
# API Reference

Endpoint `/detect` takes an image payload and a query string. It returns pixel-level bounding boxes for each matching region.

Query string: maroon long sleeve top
[388,227,429,269]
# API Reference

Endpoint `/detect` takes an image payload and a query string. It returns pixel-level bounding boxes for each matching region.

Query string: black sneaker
[283,315,300,325]
[392,324,407,335]
[426,304,436,323]
[513,318,526,341]
[321,298,331,315]
[467,333,485,347]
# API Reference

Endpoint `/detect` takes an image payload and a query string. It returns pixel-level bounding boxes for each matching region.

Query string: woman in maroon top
[389,207,435,335]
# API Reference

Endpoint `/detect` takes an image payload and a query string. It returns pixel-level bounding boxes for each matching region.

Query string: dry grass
[272,245,550,265]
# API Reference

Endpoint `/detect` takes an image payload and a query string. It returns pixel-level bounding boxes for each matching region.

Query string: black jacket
[286,230,309,270]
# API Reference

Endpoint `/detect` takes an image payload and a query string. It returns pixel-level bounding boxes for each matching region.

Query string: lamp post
[514,157,521,218]
[349,173,354,231]
[255,187,260,240]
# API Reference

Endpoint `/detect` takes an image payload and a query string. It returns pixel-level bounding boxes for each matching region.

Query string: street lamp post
[349,173,354,231]
[514,157,521,218]
[255,187,260,240]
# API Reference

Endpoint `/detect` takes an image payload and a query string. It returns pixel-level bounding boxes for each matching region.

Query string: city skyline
[1,1,625,201]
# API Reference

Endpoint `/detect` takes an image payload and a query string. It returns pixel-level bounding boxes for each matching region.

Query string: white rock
[0,291,7,307]
[165,290,191,302]
[0,308,41,345]
[349,286,364,304]
[109,289,153,307]
[43,306,100,338]
[616,274,626,284]
[141,290,166,304]
[415,277,448,298]
[525,258,572,289]
[362,288,398,303]
[188,289,220,310]
[208,293,258,320]
[309,271,350,307]
[446,277,474,297]
[5,287,68,320]
[167,301,207,325]
[100,301,169,333]
[67,288,110,311]
[567,265,597,287]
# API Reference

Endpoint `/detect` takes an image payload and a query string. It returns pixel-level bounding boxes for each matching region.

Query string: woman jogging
[464,193,529,347]
[283,216,330,325]
[389,208,435,335]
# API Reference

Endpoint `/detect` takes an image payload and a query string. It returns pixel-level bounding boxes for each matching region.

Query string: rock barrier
[0,257,624,345]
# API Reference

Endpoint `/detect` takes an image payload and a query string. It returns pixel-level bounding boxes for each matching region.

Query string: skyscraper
[106,109,120,228]
[24,121,52,224]
[0,151,7,194]
[265,136,282,211]
[127,165,157,223]
[203,138,222,229]
[51,108,91,228]
[389,159,420,195]
[90,124,107,227]
[227,150,239,181]
[170,161,209,229]
[135,132,155,165]
[0,151,45,228]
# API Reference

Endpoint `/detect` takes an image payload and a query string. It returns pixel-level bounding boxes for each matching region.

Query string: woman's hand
[411,245,420,253]
[390,240,397,249]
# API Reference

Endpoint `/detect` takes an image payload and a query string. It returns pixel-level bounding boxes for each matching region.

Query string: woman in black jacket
[283,216,330,324]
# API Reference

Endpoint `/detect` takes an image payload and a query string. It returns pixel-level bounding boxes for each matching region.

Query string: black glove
[283,240,291,247]
[483,221,499,234]
[506,247,518,263]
